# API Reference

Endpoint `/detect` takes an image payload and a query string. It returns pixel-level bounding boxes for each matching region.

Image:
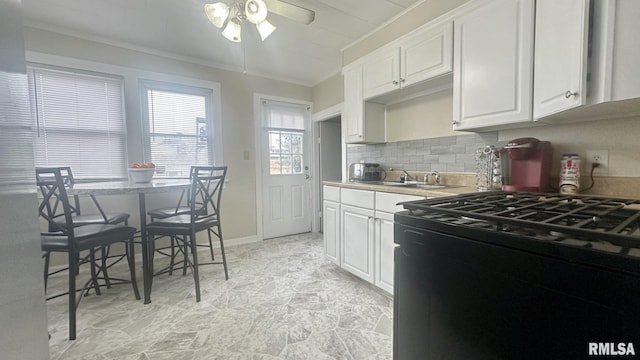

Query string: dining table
[68,178,191,304]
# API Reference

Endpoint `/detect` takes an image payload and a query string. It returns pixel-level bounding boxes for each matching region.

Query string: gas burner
[401,191,640,254]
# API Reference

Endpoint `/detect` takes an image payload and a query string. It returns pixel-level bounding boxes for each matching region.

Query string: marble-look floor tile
[46,233,393,359]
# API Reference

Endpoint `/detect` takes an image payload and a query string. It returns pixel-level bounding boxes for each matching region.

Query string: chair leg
[169,236,175,275]
[182,236,188,276]
[101,245,111,289]
[189,232,201,302]
[217,224,229,280]
[89,249,101,296]
[68,251,77,340]
[126,238,141,300]
[43,252,51,292]
[207,229,215,260]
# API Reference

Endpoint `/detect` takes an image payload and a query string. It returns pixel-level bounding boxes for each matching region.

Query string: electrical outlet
[585,150,609,173]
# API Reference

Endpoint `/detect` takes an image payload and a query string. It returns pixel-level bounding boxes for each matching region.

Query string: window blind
[28,65,126,180]
[262,100,308,175]
[142,82,213,178]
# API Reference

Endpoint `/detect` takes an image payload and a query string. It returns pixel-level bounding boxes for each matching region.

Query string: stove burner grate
[403,191,640,251]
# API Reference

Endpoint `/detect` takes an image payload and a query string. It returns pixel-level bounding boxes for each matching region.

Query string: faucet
[400,170,414,183]
[430,171,441,185]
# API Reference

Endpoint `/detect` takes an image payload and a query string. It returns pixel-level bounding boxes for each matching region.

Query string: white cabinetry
[452,0,535,131]
[340,189,376,282]
[325,187,424,294]
[533,0,590,119]
[534,0,640,123]
[373,191,423,294]
[343,65,386,144]
[363,21,453,100]
[322,185,340,265]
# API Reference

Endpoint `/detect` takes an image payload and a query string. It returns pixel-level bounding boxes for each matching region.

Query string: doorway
[314,110,343,233]
[259,98,312,239]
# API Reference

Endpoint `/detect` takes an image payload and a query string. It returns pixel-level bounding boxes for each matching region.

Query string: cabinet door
[453,0,535,130]
[343,66,364,143]
[323,200,340,265]
[402,21,453,88]
[341,204,375,282]
[375,211,395,294]
[533,0,590,119]
[363,47,401,99]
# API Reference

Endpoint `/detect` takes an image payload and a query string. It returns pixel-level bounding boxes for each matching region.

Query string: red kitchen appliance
[500,138,553,192]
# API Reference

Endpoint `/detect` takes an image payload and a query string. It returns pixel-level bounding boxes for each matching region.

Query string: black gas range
[393,191,640,360]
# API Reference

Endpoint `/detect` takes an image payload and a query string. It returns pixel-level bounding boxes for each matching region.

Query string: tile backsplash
[347,132,505,173]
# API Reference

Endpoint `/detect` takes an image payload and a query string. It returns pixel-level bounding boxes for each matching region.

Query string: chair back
[35,167,76,237]
[189,166,227,225]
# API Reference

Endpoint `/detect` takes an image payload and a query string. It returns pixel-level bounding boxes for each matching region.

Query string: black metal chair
[56,166,130,227]
[36,167,140,340]
[40,166,131,289]
[146,165,228,302]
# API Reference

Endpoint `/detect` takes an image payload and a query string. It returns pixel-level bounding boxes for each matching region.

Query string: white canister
[559,154,580,194]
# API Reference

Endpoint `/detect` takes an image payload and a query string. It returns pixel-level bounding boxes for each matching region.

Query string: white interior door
[261,100,312,239]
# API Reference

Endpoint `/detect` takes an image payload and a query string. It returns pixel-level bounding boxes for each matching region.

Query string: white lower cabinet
[374,210,396,293]
[341,204,375,283]
[323,186,423,295]
[323,200,340,265]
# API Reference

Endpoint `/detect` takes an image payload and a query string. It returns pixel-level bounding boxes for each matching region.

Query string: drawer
[323,185,340,202]
[375,192,424,213]
[341,188,374,209]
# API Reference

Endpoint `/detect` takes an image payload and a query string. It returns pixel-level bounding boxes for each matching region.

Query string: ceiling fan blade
[264,0,315,25]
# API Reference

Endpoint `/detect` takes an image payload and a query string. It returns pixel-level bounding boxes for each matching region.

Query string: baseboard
[218,235,261,247]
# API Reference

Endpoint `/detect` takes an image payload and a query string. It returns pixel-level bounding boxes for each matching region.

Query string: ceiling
[21,0,420,86]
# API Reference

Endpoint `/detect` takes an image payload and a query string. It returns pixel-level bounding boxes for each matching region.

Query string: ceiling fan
[204,0,315,43]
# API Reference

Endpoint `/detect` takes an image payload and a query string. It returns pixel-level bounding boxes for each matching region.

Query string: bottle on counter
[559,154,580,194]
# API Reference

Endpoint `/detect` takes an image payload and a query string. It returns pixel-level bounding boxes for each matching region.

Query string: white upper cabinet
[532,0,640,123]
[452,0,535,131]
[363,47,401,100]
[343,65,386,144]
[533,0,590,119]
[363,21,454,100]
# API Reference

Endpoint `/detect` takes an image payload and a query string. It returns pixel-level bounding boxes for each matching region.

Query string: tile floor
[46,233,394,359]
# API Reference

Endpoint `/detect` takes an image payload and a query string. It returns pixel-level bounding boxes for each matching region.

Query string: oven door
[393,222,640,360]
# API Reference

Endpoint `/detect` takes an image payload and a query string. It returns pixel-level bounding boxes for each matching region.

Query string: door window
[263,100,307,175]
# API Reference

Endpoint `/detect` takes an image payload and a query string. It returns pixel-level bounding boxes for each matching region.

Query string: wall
[385,89,458,141]
[347,133,501,173]
[23,27,313,241]
[500,116,640,178]
[0,0,51,357]
[312,72,343,113]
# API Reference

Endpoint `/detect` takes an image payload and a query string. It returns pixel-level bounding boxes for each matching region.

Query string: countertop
[323,181,478,198]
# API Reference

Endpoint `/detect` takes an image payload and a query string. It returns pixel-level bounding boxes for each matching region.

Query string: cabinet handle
[400,78,406,83]
[392,80,399,86]
[452,120,460,126]
[565,91,578,98]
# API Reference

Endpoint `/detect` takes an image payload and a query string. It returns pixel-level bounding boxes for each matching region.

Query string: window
[141,81,215,178]
[28,65,127,180]
[263,101,307,175]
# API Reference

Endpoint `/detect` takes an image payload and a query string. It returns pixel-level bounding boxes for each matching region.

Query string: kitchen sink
[367,181,447,189]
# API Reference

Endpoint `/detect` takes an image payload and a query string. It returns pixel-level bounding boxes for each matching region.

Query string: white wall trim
[216,235,261,247]
[311,103,345,232]
[312,103,343,122]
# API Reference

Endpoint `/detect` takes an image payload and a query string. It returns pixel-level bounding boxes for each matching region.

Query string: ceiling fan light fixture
[204,2,230,28]
[222,18,242,42]
[256,19,276,41]
[245,0,268,24]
